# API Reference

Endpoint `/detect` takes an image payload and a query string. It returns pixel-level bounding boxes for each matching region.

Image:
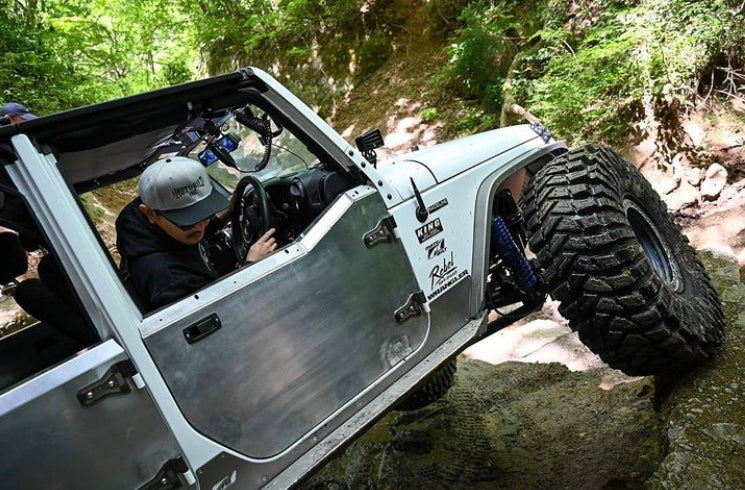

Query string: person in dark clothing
[116,156,276,312]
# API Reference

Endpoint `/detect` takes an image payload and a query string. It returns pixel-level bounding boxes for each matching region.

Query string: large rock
[700,163,728,201]
[304,361,659,489]
[648,248,745,488]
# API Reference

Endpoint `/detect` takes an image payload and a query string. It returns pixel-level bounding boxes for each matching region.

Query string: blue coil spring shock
[491,216,538,301]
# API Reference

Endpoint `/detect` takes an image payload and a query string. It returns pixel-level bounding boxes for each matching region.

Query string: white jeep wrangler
[0,68,723,489]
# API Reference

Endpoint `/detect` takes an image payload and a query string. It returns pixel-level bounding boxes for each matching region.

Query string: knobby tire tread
[397,358,457,411]
[523,145,724,375]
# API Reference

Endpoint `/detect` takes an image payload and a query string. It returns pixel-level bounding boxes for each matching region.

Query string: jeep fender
[379,129,566,314]
[469,142,568,316]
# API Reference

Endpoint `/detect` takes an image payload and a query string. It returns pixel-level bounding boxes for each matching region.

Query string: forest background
[3,0,745,253]
[3,0,744,146]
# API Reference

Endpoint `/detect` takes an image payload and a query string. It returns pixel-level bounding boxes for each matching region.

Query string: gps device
[198,133,240,167]
[198,148,219,166]
[218,133,240,153]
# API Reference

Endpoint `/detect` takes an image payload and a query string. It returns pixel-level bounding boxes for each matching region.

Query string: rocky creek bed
[302,249,745,489]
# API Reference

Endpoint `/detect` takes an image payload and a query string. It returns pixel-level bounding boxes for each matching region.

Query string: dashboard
[268,165,355,240]
[206,165,355,272]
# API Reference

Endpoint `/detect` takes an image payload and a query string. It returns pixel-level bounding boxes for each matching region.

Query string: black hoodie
[116,198,219,312]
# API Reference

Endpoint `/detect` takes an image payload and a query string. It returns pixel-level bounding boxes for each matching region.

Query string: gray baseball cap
[1,102,37,121]
[139,156,228,227]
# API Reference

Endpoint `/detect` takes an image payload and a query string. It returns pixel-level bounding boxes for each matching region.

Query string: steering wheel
[231,175,271,265]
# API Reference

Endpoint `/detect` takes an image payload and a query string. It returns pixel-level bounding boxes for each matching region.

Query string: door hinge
[138,457,190,490]
[364,216,397,249]
[77,359,138,406]
[395,291,427,324]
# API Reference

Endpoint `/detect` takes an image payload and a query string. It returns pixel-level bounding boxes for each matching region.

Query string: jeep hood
[376,125,544,200]
[392,125,541,181]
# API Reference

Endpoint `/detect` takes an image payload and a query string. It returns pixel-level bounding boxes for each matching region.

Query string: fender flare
[468,142,568,316]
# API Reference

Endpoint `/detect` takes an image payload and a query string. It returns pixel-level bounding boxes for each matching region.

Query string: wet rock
[681,200,745,257]
[627,136,657,168]
[700,163,728,201]
[657,158,683,195]
[683,121,707,148]
[664,182,700,212]
[648,249,745,488]
[304,361,660,489]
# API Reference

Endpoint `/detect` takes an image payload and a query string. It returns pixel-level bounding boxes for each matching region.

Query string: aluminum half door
[0,340,188,490]
[144,189,429,458]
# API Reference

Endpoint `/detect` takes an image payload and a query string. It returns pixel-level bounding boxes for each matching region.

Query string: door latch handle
[183,314,221,344]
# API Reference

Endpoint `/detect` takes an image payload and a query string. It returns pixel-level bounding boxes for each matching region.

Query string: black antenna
[410,178,429,223]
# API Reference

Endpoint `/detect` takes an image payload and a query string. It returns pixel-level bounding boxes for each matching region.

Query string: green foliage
[524,0,742,144]
[420,107,439,123]
[3,0,743,148]
[529,11,643,142]
[0,0,198,114]
[453,106,498,134]
[428,0,539,133]
[357,31,394,80]
[427,0,472,35]
[448,25,504,101]
[428,0,745,144]
[0,8,88,113]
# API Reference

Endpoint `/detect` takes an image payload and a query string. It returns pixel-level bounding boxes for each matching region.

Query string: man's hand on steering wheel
[231,175,274,266]
[247,228,277,262]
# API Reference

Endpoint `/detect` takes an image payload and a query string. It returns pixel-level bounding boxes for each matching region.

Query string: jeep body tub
[0,68,565,489]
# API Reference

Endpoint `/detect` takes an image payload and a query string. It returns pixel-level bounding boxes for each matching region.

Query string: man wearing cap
[116,156,276,312]
[1,102,37,125]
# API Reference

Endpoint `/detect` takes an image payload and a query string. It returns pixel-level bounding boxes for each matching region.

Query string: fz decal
[415,218,443,243]
[426,239,447,260]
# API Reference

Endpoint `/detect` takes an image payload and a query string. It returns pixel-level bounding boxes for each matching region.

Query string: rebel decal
[416,218,443,243]
[427,198,449,214]
[426,239,447,260]
[429,251,457,289]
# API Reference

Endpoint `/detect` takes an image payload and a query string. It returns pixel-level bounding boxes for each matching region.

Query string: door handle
[183,314,221,344]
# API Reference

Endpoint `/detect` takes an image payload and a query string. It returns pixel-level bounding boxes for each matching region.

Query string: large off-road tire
[523,146,724,376]
[397,358,457,411]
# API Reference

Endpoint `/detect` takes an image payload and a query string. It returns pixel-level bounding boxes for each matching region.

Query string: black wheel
[397,358,457,411]
[523,146,724,376]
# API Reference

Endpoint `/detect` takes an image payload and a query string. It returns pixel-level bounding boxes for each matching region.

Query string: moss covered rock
[304,360,660,489]
[648,248,745,488]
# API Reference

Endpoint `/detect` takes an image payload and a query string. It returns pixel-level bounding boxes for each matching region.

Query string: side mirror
[355,129,384,167]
